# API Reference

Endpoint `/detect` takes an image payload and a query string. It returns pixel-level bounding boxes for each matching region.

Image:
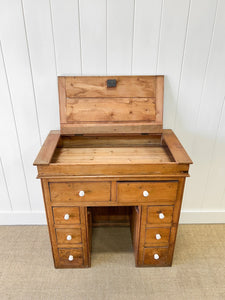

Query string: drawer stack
[51,206,89,268]
[142,205,174,266]
[42,179,182,268]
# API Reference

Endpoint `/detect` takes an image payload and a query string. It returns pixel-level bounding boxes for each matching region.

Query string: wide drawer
[56,228,82,245]
[145,227,171,247]
[58,248,83,267]
[117,181,178,203]
[143,247,169,266]
[50,182,111,203]
[147,206,174,225]
[53,207,80,225]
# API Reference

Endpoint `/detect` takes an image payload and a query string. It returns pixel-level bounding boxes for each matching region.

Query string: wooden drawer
[56,228,82,245]
[143,247,169,266]
[117,181,178,204]
[53,207,80,225]
[147,206,174,225]
[58,248,83,267]
[49,182,111,203]
[145,227,171,247]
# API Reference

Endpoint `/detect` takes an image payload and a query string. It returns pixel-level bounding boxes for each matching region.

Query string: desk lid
[58,75,164,135]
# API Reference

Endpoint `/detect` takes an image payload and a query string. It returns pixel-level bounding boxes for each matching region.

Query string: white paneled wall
[0,0,225,224]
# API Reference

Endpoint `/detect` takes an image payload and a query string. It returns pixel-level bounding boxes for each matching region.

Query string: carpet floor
[0,224,225,300]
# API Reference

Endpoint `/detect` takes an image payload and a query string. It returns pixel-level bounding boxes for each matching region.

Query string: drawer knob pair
[79,190,85,197]
[68,255,74,261]
[154,254,160,260]
[143,190,149,197]
[155,234,161,240]
[64,213,70,220]
[159,213,165,219]
[67,235,72,241]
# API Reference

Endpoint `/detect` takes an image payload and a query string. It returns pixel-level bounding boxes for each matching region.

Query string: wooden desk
[34,76,192,268]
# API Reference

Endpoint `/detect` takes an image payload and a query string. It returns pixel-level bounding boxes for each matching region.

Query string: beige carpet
[0,225,225,300]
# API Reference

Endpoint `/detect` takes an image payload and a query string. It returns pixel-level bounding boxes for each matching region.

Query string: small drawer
[145,227,171,247]
[56,228,82,245]
[117,181,178,204]
[53,207,80,225]
[143,247,169,266]
[58,248,83,267]
[147,206,174,225]
[50,181,111,203]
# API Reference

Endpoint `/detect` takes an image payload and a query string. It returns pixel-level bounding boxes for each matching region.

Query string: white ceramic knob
[143,190,149,197]
[79,190,85,197]
[154,254,159,260]
[67,235,72,241]
[159,213,165,219]
[68,255,73,261]
[64,213,70,220]
[156,234,161,240]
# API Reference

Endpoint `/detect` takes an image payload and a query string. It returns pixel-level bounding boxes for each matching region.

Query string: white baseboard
[0,211,47,225]
[0,210,224,225]
[179,211,225,224]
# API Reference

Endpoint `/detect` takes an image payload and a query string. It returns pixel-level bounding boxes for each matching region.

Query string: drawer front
[58,248,83,267]
[56,228,82,245]
[145,227,171,247]
[143,247,169,266]
[53,207,80,225]
[147,206,174,225]
[117,181,178,203]
[50,182,111,203]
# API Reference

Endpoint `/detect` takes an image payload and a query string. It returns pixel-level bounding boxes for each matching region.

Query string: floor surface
[0,224,225,300]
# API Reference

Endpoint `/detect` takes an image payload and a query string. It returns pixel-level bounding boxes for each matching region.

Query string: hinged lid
[58,75,164,135]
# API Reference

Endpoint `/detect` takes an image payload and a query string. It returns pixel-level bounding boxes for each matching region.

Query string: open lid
[58,75,163,135]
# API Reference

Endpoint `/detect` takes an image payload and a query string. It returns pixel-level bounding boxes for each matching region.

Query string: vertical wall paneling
[132,0,163,75]
[173,0,218,210]
[50,0,82,75]
[107,0,134,75]
[204,99,225,210]
[0,0,43,211]
[0,0,224,223]
[174,0,218,152]
[186,0,225,211]
[0,44,30,211]
[79,0,106,75]
[157,0,190,129]
[22,0,60,143]
[0,158,12,211]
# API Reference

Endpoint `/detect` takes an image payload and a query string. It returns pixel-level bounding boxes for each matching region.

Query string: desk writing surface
[51,146,173,164]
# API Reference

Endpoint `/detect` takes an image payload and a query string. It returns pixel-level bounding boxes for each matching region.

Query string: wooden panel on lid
[58,75,164,134]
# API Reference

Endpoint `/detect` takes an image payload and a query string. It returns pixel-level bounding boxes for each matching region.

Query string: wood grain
[66,97,156,122]
[162,129,193,164]
[58,76,163,134]
[55,228,82,245]
[52,207,80,225]
[49,181,111,203]
[51,146,173,164]
[65,76,156,98]
[33,130,60,165]
[117,181,178,204]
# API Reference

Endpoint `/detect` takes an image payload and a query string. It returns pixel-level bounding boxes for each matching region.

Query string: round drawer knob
[143,190,149,197]
[67,235,72,241]
[79,190,85,197]
[155,234,161,240]
[64,214,70,220]
[154,254,159,260]
[159,213,165,219]
[68,255,74,261]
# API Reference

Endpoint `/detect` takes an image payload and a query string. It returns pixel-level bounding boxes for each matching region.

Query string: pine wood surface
[51,146,173,164]
[34,75,192,268]
[58,76,163,134]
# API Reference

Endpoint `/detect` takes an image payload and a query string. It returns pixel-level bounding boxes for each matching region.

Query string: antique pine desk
[34,76,192,268]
